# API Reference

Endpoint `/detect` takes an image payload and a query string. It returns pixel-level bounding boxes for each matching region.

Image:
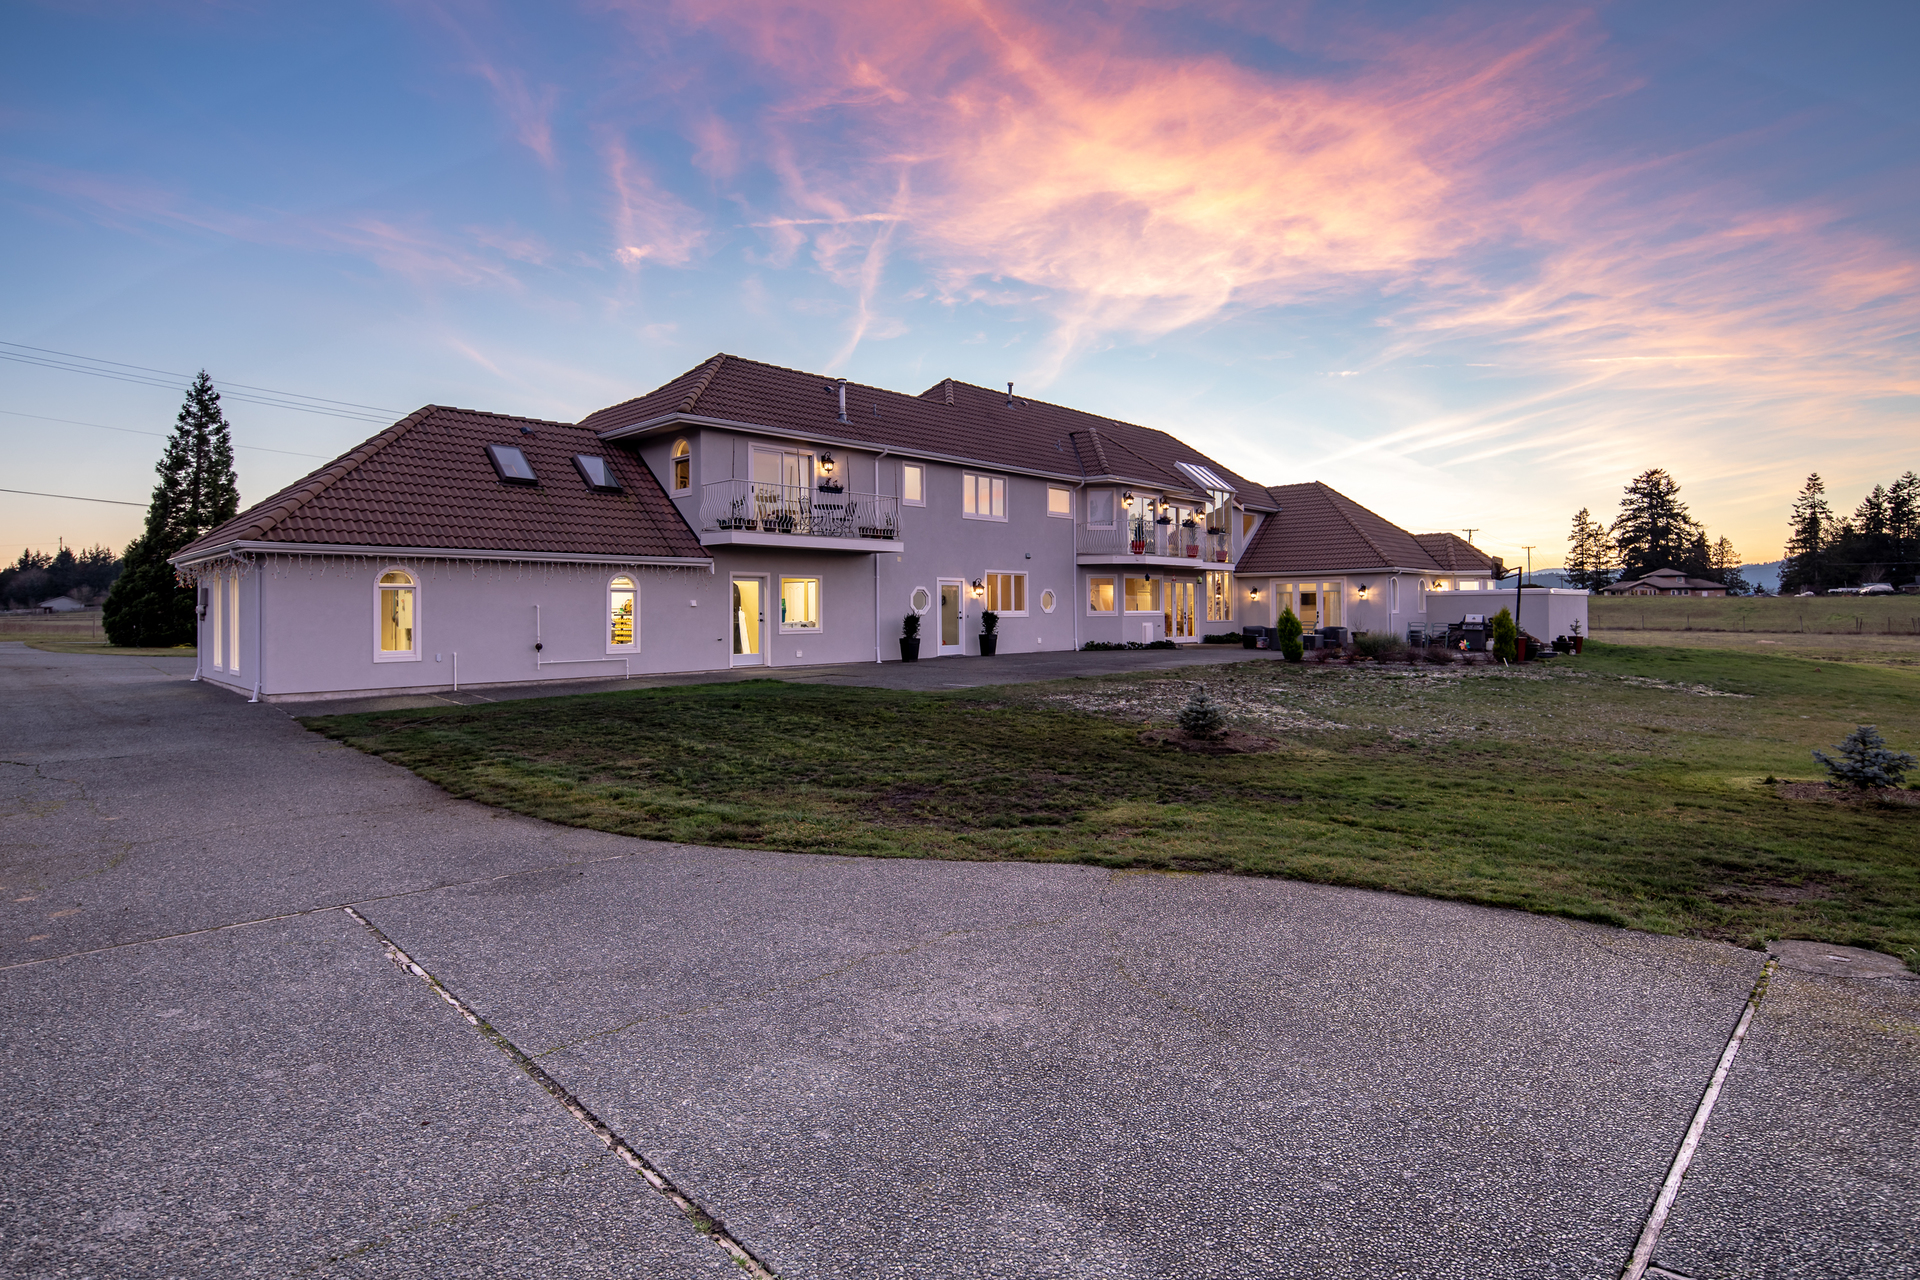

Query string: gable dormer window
[485,444,538,485]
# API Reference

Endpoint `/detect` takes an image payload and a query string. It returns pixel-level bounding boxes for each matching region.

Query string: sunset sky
[3,0,1915,570]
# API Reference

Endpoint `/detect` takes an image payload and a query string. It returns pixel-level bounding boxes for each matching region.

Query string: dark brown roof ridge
[679,354,728,413]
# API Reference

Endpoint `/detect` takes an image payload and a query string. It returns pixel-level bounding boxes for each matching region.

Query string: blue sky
[3,0,1915,570]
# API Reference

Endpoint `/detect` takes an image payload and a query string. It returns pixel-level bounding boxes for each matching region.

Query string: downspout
[190,579,203,683]
[1065,432,1087,656]
[873,445,888,663]
[249,559,263,703]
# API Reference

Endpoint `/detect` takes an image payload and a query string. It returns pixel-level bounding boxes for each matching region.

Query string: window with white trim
[226,572,240,673]
[1206,571,1233,622]
[1040,589,1056,614]
[1047,486,1072,518]
[780,577,820,631]
[670,439,690,493]
[983,572,1026,615]
[902,463,925,506]
[961,473,1006,520]
[1389,578,1400,612]
[608,575,637,649]
[1086,489,1115,526]
[376,569,419,660]
[1087,577,1116,614]
[211,575,225,670]
[1125,576,1155,613]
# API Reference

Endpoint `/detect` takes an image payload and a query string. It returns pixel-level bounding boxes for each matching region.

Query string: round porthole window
[1040,589,1056,614]
[909,586,932,614]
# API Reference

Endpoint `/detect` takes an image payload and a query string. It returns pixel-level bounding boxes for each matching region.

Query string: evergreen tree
[1564,507,1618,591]
[1491,606,1517,662]
[1709,536,1750,595]
[1275,606,1304,662]
[1846,484,1896,586]
[103,372,241,646]
[1890,471,1920,588]
[1610,469,1707,579]
[1780,474,1835,594]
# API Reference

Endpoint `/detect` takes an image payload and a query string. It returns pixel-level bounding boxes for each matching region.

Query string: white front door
[937,579,965,656]
[731,576,765,666]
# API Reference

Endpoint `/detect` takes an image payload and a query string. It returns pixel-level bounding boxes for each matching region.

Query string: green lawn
[304,643,1920,969]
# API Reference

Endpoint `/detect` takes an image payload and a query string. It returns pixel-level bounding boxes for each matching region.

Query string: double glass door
[1165,580,1196,639]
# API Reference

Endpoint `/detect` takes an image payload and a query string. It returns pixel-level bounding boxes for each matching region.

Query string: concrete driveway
[3,642,1914,1278]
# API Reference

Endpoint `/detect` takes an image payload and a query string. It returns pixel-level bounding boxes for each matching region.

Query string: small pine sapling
[980,609,999,636]
[1812,725,1917,789]
[1178,683,1225,739]
[1275,606,1304,662]
[902,612,920,638]
[1491,607,1518,663]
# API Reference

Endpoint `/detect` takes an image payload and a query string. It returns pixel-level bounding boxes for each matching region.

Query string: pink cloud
[604,139,708,268]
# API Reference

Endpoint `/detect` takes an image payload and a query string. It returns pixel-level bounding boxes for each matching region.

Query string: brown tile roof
[577,354,1278,508]
[174,405,706,561]
[1236,482,1445,576]
[1412,532,1496,573]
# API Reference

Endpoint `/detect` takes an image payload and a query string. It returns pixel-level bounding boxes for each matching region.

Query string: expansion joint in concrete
[1620,957,1777,1280]
[342,906,778,1280]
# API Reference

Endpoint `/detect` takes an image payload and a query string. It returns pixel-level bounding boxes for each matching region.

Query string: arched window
[608,575,637,649]
[376,569,418,660]
[671,438,691,493]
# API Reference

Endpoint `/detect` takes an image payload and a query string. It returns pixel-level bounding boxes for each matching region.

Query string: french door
[731,576,765,666]
[937,579,965,656]
[1166,581,1197,639]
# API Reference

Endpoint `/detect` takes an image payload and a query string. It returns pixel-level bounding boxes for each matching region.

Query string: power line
[0,408,329,459]
[0,487,144,507]
[0,341,401,424]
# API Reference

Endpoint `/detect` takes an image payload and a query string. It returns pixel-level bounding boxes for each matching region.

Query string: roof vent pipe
[822,378,849,423]
[1006,382,1015,406]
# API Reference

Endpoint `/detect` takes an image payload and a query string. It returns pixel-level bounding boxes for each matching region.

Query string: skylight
[485,444,538,484]
[1176,460,1233,492]
[573,454,621,492]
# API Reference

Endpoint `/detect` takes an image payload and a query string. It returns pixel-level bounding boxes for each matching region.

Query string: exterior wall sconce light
[818,451,835,474]
[971,579,984,597]
[1356,583,1370,597]
[1122,491,1135,503]
[1248,587,1260,600]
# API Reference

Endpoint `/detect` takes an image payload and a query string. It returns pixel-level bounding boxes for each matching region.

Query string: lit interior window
[1087,578,1115,613]
[1040,589,1056,614]
[903,463,924,505]
[1048,487,1072,517]
[379,570,416,653]
[574,455,621,492]
[1125,577,1154,612]
[609,576,636,648]
[485,444,538,484]
[780,577,820,630]
[671,439,690,492]
[984,572,1026,613]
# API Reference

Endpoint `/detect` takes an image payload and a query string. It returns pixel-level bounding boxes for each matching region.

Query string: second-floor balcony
[1078,520,1234,565]
[697,479,903,551]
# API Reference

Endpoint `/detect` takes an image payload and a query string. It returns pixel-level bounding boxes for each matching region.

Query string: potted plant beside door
[900,612,921,661]
[979,609,999,656]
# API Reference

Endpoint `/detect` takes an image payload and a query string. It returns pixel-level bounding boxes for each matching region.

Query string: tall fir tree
[1889,471,1920,588]
[1564,507,1618,591]
[1610,469,1708,579]
[103,372,241,646]
[1780,473,1835,593]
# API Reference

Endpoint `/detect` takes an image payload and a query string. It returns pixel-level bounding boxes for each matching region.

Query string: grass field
[1592,593,1920,635]
[0,610,193,657]
[1593,628,1920,666]
[307,644,1920,970]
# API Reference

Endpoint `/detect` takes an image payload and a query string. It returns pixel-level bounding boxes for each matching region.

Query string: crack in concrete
[0,848,678,973]
[343,906,777,1279]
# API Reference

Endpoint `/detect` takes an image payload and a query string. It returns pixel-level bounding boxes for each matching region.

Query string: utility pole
[1462,529,1478,545]
[1516,544,1536,651]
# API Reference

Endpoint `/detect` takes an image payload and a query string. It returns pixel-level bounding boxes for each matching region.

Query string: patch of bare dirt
[1775,781,1920,807]
[1138,727,1281,755]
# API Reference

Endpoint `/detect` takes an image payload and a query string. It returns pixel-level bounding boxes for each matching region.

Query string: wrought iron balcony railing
[699,479,900,541]
[1077,521,1234,561]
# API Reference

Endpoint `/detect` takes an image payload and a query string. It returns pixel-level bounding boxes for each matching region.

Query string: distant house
[1600,568,1726,597]
[36,595,87,613]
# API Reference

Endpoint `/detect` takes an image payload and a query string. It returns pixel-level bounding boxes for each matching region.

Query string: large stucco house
[172,354,1566,701]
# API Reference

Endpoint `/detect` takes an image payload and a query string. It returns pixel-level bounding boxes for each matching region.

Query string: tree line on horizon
[1561,468,1918,595]
[0,545,123,610]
